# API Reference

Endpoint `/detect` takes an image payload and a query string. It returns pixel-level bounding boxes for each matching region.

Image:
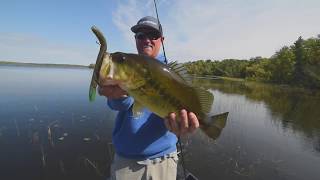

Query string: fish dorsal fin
[168,61,213,115]
[167,61,192,84]
[194,87,214,115]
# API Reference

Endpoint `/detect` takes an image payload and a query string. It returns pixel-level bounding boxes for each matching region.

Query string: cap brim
[131,24,161,35]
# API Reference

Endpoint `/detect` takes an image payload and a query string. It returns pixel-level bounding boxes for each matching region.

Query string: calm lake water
[1,66,320,180]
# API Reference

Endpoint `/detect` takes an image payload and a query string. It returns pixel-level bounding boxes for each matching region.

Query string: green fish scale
[144,77,183,114]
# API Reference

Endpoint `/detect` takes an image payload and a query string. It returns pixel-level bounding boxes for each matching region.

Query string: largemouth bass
[89,26,228,140]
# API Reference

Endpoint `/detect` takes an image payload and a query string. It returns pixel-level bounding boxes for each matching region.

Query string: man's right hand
[98,85,128,99]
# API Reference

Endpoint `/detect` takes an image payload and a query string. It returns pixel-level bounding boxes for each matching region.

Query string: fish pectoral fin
[129,79,146,90]
[201,112,229,141]
[132,101,144,118]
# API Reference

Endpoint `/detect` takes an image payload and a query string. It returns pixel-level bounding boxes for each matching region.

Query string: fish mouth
[100,79,121,86]
[100,79,127,92]
[99,53,112,81]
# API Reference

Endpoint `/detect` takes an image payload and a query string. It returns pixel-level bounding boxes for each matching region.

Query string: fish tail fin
[89,78,97,102]
[201,112,229,141]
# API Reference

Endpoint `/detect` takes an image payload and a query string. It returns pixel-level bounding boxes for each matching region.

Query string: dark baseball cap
[131,16,163,36]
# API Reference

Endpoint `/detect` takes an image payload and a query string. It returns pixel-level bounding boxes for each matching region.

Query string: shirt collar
[155,54,166,64]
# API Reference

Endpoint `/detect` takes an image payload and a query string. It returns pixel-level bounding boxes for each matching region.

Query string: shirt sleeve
[107,96,134,111]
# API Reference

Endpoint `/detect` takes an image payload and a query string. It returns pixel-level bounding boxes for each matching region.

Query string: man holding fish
[90,14,228,179]
[98,16,199,179]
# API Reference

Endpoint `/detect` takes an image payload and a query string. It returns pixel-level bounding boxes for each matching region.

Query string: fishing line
[178,136,187,179]
[152,0,188,179]
[153,0,168,64]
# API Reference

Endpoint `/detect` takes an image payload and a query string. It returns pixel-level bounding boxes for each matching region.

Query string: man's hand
[98,85,128,99]
[164,109,200,137]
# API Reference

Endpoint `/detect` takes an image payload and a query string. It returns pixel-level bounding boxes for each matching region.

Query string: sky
[0,0,319,65]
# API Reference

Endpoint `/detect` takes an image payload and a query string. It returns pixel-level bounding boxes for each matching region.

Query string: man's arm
[98,85,133,111]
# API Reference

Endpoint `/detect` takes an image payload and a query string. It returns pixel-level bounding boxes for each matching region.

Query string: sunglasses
[135,32,161,40]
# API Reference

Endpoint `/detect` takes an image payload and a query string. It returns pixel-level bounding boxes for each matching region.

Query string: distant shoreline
[0,61,93,68]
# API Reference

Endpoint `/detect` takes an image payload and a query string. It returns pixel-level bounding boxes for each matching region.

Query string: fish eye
[121,55,126,63]
[118,54,126,63]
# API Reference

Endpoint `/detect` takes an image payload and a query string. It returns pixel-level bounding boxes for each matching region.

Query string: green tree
[269,46,295,83]
[293,36,305,85]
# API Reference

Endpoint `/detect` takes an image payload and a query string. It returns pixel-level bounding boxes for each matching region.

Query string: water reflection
[1,66,320,180]
[0,66,115,180]
[184,79,320,180]
[193,79,320,153]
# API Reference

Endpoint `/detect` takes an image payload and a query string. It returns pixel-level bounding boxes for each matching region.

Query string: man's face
[135,28,164,58]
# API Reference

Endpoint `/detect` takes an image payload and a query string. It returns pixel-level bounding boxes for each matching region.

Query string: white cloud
[0,33,96,65]
[112,0,154,51]
[112,0,320,63]
[112,0,170,52]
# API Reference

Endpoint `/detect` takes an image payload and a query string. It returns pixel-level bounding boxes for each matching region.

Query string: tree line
[184,35,320,88]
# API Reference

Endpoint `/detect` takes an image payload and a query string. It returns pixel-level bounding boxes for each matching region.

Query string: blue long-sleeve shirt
[107,54,177,160]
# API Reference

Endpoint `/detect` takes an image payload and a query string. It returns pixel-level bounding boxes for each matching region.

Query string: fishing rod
[152,1,197,180]
[153,0,168,64]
